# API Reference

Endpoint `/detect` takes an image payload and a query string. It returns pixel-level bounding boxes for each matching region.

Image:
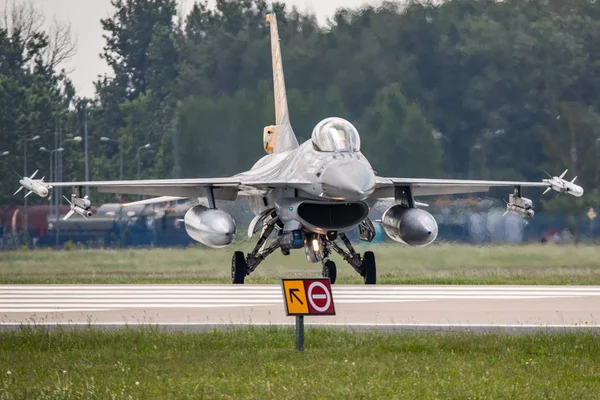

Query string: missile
[63,194,93,220]
[504,202,535,218]
[503,194,534,218]
[542,169,584,197]
[14,170,50,198]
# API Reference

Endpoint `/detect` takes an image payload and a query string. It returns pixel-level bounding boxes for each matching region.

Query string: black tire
[231,251,247,284]
[362,251,376,284]
[322,260,337,284]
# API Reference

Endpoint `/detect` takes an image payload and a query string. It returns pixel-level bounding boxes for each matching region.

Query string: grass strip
[0,327,599,399]
[1,244,599,285]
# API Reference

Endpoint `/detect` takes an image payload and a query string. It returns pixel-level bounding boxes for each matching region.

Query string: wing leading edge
[45,177,314,200]
[372,177,549,198]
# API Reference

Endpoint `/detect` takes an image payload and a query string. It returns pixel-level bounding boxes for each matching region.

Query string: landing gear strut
[330,233,377,284]
[232,216,376,284]
[231,213,280,284]
[320,241,337,283]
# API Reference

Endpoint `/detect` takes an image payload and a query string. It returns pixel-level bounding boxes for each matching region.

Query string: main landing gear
[231,216,377,284]
[328,233,376,284]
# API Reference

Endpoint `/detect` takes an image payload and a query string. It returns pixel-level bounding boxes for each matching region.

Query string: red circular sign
[307,281,331,312]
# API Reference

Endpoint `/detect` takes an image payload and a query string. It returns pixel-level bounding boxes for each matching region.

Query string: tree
[361,84,443,178]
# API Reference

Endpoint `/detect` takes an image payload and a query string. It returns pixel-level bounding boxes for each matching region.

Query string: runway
[1,284,599,332]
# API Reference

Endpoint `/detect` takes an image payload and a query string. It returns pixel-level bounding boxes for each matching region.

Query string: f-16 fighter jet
[22,12,583,284]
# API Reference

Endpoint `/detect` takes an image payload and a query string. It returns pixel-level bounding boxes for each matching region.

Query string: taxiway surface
[1,284,599,332]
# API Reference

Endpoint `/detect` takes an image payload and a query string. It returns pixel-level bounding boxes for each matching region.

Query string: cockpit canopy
[311,117,361,152]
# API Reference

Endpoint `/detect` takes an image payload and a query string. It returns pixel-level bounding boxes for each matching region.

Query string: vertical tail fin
[263,12,298,154]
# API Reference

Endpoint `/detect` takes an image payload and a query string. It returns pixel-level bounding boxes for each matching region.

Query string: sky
[24,0,379,97]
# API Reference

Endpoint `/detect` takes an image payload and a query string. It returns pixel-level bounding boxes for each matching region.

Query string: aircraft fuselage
[244,140,377,223]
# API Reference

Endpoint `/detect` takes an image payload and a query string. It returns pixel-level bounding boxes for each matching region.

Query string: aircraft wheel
[231,251,247,284]
[362,251,376,284]
[322,260,337,284]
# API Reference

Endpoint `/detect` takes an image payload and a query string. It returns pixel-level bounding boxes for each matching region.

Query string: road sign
[281,278,336,316]
[588,207,597,220]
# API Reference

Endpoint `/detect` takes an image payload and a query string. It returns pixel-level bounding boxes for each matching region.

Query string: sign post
[282,278,336,352]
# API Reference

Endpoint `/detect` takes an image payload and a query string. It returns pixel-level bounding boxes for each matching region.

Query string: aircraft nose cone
[320,159,376,201]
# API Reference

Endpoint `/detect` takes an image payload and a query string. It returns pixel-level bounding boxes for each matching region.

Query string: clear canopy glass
[311,117,361,152]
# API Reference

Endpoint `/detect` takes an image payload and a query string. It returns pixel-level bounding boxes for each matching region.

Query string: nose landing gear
[321,259,337,284]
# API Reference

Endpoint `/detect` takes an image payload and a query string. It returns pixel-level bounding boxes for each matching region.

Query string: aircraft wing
[45,177,314,200]
[373,177,549,197]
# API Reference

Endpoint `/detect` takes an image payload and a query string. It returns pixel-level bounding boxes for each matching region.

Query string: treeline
[2,0,600,211]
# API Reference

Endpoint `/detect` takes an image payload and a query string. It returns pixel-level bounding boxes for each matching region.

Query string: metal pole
[137,148,141,201]
[55,145,59,248]
[119,141,123,180]
[49,151,53,195]
[55,148,58,248]
[84,106,89,196]
[295,315,304,352]
[23,141,28,247]
[137,147,141,180]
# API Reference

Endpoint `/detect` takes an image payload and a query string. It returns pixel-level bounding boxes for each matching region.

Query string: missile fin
[63,210,74,221]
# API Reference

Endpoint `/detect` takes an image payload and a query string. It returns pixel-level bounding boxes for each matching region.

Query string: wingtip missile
[559,169,568,179]
[542,169,583,197]
[15,170,50,198]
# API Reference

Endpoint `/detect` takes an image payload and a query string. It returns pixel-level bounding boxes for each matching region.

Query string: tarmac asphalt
[1,284,598,333]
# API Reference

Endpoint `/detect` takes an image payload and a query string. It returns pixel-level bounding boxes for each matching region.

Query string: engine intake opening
[297,201,369,231]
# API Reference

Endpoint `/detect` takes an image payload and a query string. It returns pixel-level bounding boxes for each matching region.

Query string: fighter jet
[25,12,583,284]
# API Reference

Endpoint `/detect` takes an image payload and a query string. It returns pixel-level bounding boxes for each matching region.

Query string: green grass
[0,327,599,399]
[1,244,600,285]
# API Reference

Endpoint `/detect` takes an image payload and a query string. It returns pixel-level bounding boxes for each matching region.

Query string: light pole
[39,147,64,198]
[23,135,40,247]
[0,151,9,172]
[137,143,151,200]
[596,137,600,187]
[100,137,123,180]
[83,104,90,196]
[468,143,482,179]
[54,136,82,249]
[137,143,151,180]
[60,136,83,177]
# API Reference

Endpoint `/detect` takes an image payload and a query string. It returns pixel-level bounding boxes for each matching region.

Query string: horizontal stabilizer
[13,187,23,195]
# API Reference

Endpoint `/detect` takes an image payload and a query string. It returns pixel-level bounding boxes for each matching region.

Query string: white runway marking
[0,285,599,313]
